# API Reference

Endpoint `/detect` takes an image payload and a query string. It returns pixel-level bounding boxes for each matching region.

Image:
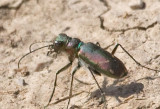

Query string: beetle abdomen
[78,42,128,78]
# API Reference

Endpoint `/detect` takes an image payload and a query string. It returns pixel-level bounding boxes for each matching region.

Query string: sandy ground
[0,0,160,109]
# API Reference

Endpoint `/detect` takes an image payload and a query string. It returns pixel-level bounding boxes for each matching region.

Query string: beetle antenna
[18,45,51,69]
[29,41,53,52]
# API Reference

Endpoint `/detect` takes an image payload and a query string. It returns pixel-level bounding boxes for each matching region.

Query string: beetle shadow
[88,77,144,103]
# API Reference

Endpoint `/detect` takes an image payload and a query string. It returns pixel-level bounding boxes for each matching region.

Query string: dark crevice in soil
[98,0,111,30]
[97,0,158,33]
[104,21,158,34]
[99,16,105,30]
[0,0,27,10]
[99,0,109,8]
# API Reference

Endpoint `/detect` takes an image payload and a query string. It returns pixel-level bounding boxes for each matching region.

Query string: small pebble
[13,90,20,98]
[14,66,30,77]
[17,78,26,86]
[21,70,30,77]
[129,0,145,10]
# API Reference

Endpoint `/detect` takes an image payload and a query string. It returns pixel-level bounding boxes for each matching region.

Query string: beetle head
[49,33,71,53]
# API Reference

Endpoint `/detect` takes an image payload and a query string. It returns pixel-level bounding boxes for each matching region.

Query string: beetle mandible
[18,33,160,109]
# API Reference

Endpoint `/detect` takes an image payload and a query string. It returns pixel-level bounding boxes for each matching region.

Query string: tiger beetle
[18,33,160,109]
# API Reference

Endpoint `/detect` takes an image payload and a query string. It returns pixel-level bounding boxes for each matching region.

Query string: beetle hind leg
[96,42,101,47]
[111,43,160,72]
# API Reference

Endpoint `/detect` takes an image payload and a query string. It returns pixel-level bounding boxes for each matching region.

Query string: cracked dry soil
[0,0,160,109]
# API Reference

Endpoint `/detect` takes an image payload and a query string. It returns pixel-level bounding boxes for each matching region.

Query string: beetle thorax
[52,34,83,58]
[65,38,82,56]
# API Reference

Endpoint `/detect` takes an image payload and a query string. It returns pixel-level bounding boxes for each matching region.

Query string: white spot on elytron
[109,69,114,74]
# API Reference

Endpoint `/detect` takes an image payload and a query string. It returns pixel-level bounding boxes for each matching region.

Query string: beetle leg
[111,43,119,55]
[112,43,160,72]
[67,63,81,109]
[44,62,72,109]
[96,42,101,47]
[88,67,107,109]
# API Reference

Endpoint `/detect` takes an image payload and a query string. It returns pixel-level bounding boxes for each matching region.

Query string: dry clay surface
[0,0,160,109]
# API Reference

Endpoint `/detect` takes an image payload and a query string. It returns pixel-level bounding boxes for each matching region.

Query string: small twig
[49,91,84,106]
[135,98,146,100]
[115,96,134,107]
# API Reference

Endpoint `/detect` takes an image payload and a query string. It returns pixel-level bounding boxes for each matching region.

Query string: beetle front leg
[88,68,107,109]
[44,62,72,109]
[67,63,81,109]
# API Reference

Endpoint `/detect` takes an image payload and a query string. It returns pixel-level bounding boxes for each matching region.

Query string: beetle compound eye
[53,41,64,52]
[55,41,64,47]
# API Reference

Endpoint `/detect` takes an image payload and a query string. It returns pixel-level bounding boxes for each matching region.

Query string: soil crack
[98,0,111,30]
[99,0,109,8]
[105,21,158,33]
